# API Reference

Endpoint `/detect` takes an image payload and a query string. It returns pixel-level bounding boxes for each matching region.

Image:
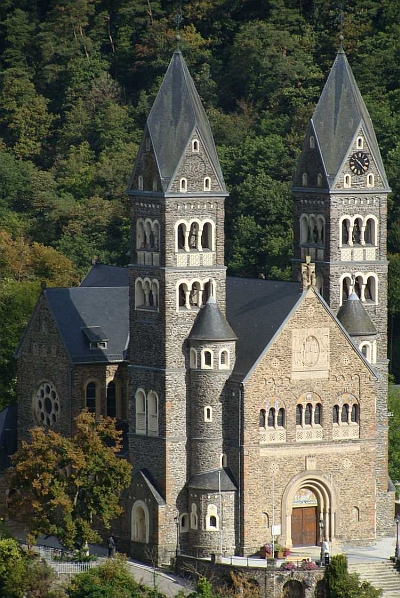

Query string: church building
[15,40,394,563]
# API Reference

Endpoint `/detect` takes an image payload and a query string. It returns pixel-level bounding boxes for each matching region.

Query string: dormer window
[192,139,199,152]
[357,136,363,149]
[180,178,187,193]
[82,327,108,350]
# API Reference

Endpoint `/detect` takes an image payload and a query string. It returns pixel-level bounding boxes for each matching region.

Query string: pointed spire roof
[336,292,377,336]
[146,50,226,192]
[311,47,389,189]
[188,295,237,342]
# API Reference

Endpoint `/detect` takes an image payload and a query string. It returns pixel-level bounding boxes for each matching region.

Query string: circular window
[33,382,60,427]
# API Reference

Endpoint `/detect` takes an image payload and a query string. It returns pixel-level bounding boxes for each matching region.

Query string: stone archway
[283,580,304,598]
[131,500,149,543]
[281,472,337,548]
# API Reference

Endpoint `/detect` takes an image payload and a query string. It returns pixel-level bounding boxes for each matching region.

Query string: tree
[0,537,27,598]
[8,412,132,551]
[325,554,382,598]
[388,385,400,485]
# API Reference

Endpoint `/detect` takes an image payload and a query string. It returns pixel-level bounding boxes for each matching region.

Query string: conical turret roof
[145,50,226,192]
[188,296,237,342]
[336,292,377,336]
[310,46,389,189]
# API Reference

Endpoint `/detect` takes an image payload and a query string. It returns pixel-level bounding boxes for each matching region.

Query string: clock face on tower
[349,151,370,175]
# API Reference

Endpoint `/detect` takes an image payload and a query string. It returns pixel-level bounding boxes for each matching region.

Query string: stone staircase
[349,561,400,597]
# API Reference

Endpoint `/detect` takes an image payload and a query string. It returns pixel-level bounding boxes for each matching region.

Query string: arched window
[219,350,229,369]
[365,275,376,303]
[202,280,213,304]
[314,403,322,425]
[135,279,145,308]
[189,222,199,249]
[277,408,285,427]
[190,504,198,529]
[204,177,211,191]
[135,390,146,434]
[351,404,359,423]
[144,221,152,248]
[259,409,266,428]
[132,501,149,543]
[367,173,374,187]
[180,178,187,192]
[333,405,339,424]
[204,406,212,422]
[189,281,201,307]
[357,136,363,149]
[317,216,324,244]
[203,350,213,368]
[341,276,352,304]
[106,381,116,418]
[317,173,323,187]
[296,405,302,426]
[192,139,199,152]
[305,403,312,425]
[353,218,362,244]
[201,222,213,250]
[190,348,197,369]
[310,136,315,149]
[352,506,360,522]
[344,174,351,188]
[138,175,143,190]
[86,382,97,414]
[354,275,363,300]
[302,173,307,186]
[221,453,228,467]
[341,219,350,245]
[148,391,159,436]
[267,408,275,428]
[180,513,189,532]
[300,215,308,244]
[137,221,145,249]
[153,222,160,250]
[152,178,158,192]
[209,515,217,528]
[177,223,186,250]
[364,218,376,245]
[341,404,349,423]
[178,283,188,308]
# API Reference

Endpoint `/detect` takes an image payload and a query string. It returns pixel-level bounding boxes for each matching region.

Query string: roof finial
[338,3,345,53]
[174,2,183,52]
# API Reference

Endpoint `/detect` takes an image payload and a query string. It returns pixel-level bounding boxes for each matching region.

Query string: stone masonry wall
[241,290,380,554]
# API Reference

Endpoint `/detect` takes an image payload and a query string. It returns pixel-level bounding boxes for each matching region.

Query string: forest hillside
[2,0,400,404]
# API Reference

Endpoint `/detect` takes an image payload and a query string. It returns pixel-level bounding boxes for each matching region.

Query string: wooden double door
[291,506,318,546]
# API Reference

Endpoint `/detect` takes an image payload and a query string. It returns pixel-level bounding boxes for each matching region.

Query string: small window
[180,178,187,193]
[302,173,307,186]
[190,504,198,529]
[180,513,189,532]
[152,178,158,191]
[317,173,323,187]
[219,350,229,369]
[341,404,349,423]
[344,174,351,188]
[333,405,339,424]
[209,515,217,528]
[357,136,363,149]
[267,408,275,428]
[145,138,151,151]
[203,350,212,368]
[221,453,227,467]
[310,136,315,149]
[190,348,197,368]
[138,175,143,191]
[277,408,285,427]
[204,177,211,191]
[192,139,199,152]
[204,406,212,422]
[259,409,266,428]
[86,382,96,414]
[351,404,359,423]
[305,403,312,425]
[106,381,116,418]
[314,403,322,425]
[296,404,302,426]
[367,173,374,187]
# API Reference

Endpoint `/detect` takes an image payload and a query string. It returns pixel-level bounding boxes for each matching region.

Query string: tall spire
[310,47,389,190]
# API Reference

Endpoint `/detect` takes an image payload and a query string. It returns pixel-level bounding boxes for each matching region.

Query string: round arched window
[33,382,60,427]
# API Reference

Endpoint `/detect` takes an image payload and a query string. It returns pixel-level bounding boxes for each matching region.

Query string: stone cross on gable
[301,257,317,291]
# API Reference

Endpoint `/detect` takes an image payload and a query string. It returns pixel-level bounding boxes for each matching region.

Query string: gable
[245,288,376,386]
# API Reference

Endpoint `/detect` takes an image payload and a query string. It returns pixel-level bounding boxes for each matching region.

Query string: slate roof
[226,278,301,377]
[45,286,129,364]
[80,263,129,288]
[188,295,237,342]
[336,292,377,336]
[311,46,389,189]
[145,50,226,193]
[188,467,237,492]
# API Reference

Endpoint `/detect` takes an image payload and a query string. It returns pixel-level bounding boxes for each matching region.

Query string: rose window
[34,382,60,427]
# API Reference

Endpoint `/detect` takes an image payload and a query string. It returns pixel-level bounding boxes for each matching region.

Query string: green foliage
[66,554,164,598]
[325,554,382,598]
[0,537,27,597]
[388,384,400,484]
[9,412,132,551]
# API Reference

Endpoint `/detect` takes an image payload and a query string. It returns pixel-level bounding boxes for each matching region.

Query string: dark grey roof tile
[336,292,377,336]
[189,296,237,341]
[188,467,237,492]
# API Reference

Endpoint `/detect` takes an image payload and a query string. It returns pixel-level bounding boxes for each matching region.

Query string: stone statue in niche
[301,260,317,291]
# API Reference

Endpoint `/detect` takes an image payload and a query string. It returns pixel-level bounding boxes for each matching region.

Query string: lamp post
[395,515,400,560]
[174,515,180,558]
[319,518,325,565]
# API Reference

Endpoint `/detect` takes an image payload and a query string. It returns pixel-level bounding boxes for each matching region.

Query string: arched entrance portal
[282,472,337,548]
